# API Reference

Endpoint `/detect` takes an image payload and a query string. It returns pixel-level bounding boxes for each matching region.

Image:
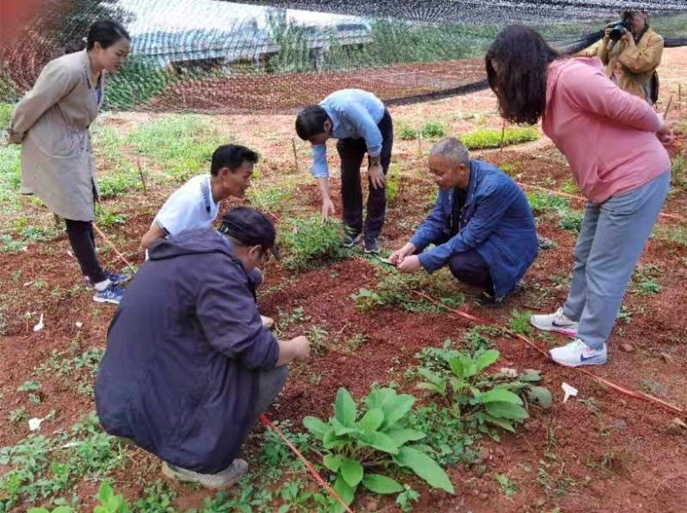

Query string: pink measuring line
[376,262,684,416]
[93,223,136,270]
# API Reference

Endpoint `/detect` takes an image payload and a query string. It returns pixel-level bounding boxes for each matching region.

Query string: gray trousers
[562,172,670,350]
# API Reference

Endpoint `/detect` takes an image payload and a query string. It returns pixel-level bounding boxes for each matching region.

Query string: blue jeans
[562,172,670,350]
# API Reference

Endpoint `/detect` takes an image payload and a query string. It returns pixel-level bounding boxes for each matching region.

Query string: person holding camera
[583,10,663,104]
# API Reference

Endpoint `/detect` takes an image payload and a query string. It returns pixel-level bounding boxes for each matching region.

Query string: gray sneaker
[364,239,381,255]
[342,232,362,248]
[162,459,248,489]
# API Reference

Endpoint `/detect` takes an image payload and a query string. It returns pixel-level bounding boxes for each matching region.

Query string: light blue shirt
[311,89,386,179]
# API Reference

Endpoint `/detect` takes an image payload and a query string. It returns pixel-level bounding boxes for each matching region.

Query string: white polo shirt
[153,174,220,235]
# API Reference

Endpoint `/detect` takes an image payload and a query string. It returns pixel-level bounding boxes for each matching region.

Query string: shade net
[1,0,686,113]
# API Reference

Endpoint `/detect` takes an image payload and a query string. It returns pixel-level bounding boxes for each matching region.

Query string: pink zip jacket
[543,57,670,204]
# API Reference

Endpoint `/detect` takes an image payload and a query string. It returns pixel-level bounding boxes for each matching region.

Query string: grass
[126,115,227,180]
[461,127,539,150]
[671,152,686,190]
[0,102,13,128]
[0,412,126,510]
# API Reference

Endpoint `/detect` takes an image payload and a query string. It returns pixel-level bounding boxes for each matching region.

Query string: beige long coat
[9,50,104,221]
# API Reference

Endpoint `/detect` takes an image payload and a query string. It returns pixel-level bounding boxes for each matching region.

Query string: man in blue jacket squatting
[389,137,538,306]
[95,207,310,488]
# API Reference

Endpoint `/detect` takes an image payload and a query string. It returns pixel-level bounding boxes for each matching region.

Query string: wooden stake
[679,84,682,106]
[499,120,506,152]
[291,138,300,174]
[418,131,422,158]
[664,95,674,120]
[137,158,148,196]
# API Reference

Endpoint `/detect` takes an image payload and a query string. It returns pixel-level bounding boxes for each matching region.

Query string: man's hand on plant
[389,243,416,265]
[397,255,422,274]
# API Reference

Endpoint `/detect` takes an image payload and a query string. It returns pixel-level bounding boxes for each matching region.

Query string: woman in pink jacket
[485,25,674,367]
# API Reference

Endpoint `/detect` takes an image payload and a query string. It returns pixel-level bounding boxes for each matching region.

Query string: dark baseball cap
[218,207,280,260]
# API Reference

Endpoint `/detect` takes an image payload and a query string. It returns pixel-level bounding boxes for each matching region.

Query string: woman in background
[9,20,131,304]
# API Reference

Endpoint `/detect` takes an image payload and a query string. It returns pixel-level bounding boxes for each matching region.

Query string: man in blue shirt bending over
[295,89,393,254]
[389,137,538,306]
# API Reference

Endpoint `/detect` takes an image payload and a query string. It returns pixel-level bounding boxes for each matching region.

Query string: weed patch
[461,127,539,150]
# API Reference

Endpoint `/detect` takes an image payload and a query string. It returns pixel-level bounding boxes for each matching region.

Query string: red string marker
[371,258,684,416]
[260,414,354,513]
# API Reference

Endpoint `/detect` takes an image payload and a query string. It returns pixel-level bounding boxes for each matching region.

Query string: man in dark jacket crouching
[95,207,310,488]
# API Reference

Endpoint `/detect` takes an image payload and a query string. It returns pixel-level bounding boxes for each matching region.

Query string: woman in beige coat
[9,20,131,304]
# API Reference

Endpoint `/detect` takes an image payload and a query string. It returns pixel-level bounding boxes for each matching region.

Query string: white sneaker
[530,307,579,337]
[550,339,607,367]
[261,315,274,330]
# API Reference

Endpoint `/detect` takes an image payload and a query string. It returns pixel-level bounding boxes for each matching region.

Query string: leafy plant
[397,125,418,141]
[415,348,551,437]
[17,380,41,393]
[133,481,176,513]
[280,217,347,271]
[508,309,533,336]
[304,387,454,512]
[94,482,131,513]
[527,192,569,217]
[421,121,446,139]
[461,127,539,150]
[350,288,386,312]
[495,473,517,498]
[559,210,584,234]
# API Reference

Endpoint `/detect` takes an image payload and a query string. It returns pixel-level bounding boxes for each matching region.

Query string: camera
[608,18,632,41]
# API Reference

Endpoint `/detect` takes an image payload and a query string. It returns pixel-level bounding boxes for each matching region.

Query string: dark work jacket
[410,160,538,299]
[95,229,279,473]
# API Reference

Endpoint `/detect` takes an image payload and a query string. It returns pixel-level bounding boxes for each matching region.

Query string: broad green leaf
[417,382,445,396]
[324,454,343,472]
[332,474,357,513]
[303,416,329,439]
[341,458,364,487]
[417,367,443,385]
[481,413,515,433]
[478,388,524,405]
[484,401,529,420]
[474,349,500,373]
[362,474,404,494]
[519,369,542,382]
[97,482,114,503]
[526,386,553,409]
[448,356,465,379]
[382,394,416,427]
[395,447,454,494]
[358,408,385,433]
[332,418,358,436]
[358,430,400,454]
[365,388,396,410]
[335,388,357,427]
[387,428,426,446]
[278,505,291,513]
[323,427,343,449]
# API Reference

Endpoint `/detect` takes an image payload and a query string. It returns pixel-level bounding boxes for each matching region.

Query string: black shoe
[364,239,381,255]
[475,291,504,308]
